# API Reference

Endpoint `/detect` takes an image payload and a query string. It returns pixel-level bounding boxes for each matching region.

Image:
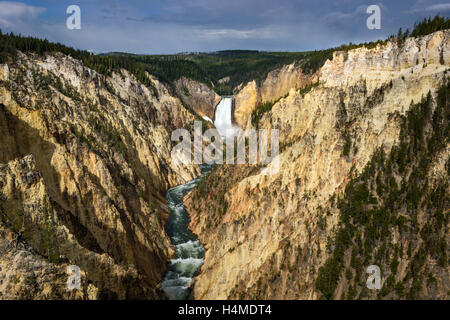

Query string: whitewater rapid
[162,96,235,299]
[161,164,213,300]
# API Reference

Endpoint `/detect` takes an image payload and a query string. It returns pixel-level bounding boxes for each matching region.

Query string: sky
[0,0,449,54]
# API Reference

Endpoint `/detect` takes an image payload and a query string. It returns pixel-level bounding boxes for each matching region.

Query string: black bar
[0,300,446,319]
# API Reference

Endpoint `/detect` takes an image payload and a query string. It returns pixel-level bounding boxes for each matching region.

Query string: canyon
[0,28,448,301]
[0,51,207,298]
[186,30,449,300]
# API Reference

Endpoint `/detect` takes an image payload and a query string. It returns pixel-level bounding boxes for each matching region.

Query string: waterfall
[161,97,238,299]
[214,96,239,138]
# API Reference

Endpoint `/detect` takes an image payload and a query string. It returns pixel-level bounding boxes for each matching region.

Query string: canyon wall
[186,30,450,299]
[0,52,200,299]
[174,77,221,120]
[233,63,318,128]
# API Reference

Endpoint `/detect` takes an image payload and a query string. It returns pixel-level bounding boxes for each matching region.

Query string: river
[162,96,233,300]
[161,164,213,300]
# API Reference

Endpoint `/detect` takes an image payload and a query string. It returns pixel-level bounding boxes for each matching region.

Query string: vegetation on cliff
[186,50,332,95]
[250,80,320,128]
[0,41,203,298]
[1,15,447,97]
[411,15,450,38]
[316,79,449,299]
[0,29,211,91]
[0,14,448,301]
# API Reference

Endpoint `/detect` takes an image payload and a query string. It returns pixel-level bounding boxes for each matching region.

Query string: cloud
[408,0,450,13]
[325,5,367,21]
[324,3,388,29]
[0,0,442,54]
[0,0,383,53]
[198,26,279,41]
[0,1,46,28]
[139,0,303,30]
[422,3,450,11]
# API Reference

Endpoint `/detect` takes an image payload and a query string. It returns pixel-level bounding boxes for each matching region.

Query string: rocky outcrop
[260,63,316,103]
[185,30,450,299]
[233,81,259,128]
[233,63,317,128]
[0,52,200,299]
[218,76,230,84]
[1,155,96,299]
[0,215,96,299]
[174,77,221,120]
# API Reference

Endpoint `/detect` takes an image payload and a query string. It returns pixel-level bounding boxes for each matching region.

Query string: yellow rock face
[0,52,201,299]
[233,80,259,127]
[186,30,450,300]
[174,77,221,120]
[233,63,318,128]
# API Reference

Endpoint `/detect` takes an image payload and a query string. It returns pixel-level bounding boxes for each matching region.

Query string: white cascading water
[161,165,213,300]
[214,96,240,138]
[162,97,237,299]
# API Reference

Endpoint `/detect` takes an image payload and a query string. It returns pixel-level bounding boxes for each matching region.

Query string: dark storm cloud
[0,0,448,53]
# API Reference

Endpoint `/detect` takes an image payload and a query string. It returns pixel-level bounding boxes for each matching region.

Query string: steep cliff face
[185,30,449,299]
[233,63,317,128]
[0,52,200,299]
[233,81,259,128]
[174,77,221,120]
